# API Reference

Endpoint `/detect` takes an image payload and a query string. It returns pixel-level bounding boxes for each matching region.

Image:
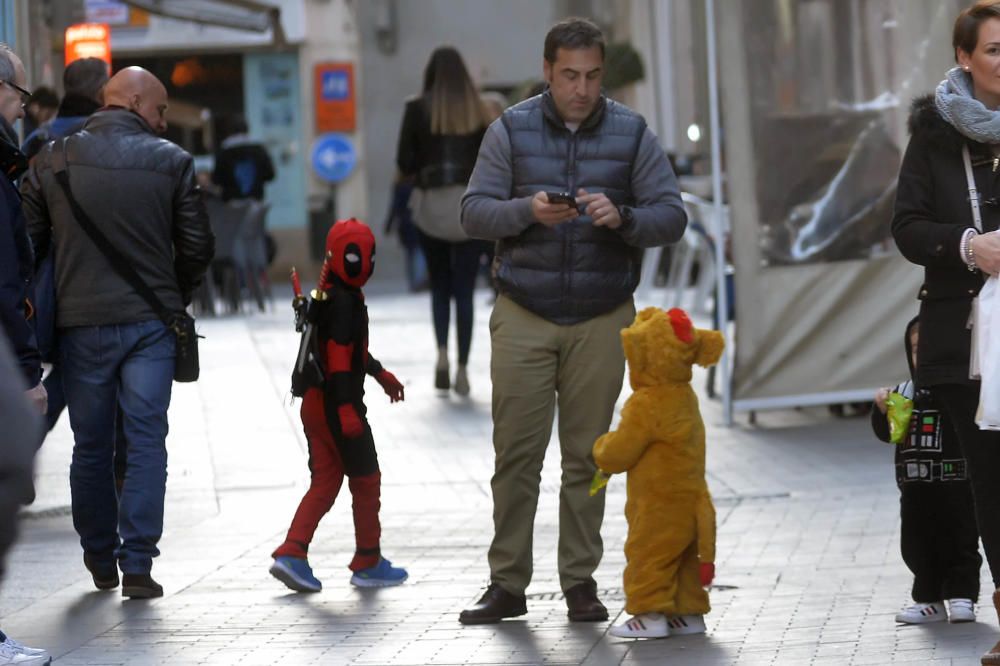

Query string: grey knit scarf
[935,66,1000,143]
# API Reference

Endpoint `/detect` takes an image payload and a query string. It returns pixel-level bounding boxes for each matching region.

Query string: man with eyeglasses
[3,79,30,106]
[0,42,52,666]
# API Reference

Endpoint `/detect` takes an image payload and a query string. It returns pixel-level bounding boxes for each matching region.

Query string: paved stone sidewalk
[4,287,998,665]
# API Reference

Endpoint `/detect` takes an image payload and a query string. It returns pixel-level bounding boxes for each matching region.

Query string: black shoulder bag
[51,138,200,382]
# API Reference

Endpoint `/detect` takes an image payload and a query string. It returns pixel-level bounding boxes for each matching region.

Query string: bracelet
[961,228,979,271]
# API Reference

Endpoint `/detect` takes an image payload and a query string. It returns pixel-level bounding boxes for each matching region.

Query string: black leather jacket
[22,108,214,327]
[396,96,485,188]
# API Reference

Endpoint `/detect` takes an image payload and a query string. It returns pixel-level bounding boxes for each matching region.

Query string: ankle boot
[435,347,449,390]
[454,364,469,396]
[983,588,1000,664]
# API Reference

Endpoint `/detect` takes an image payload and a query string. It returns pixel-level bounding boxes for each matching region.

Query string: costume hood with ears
[622,307,725,389]
[593,305,724,619]
[319,218,376,290]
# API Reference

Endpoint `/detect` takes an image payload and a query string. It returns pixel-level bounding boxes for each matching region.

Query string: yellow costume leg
[622,497,696,616]
[675,541,710,615]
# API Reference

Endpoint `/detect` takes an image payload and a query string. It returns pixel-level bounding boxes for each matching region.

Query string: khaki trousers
[487,295,634,594]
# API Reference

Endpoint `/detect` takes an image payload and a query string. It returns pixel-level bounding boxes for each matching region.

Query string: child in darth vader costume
[871,318,980,624]
[270,218,408,591]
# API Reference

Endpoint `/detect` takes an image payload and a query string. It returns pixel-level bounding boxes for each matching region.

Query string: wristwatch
[618,205,634,228]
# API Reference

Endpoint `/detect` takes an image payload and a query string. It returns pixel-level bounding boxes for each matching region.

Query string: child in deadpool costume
[269,219,408,591]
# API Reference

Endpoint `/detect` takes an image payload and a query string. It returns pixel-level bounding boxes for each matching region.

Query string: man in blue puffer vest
[458,16,688,625]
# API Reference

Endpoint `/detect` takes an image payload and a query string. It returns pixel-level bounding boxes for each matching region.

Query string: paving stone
[2,288,998,664]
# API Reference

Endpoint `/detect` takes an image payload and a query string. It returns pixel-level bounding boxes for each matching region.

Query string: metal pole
[705,0,732,426]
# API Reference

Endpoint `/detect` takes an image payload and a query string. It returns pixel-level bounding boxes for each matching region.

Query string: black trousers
[901,483,981,602]
[937,383,1000,587]
[416,231,483,365]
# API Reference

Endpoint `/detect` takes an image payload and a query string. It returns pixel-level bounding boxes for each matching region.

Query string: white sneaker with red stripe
[895,601,946,624]
[666,614,707,635]
[609,612,669,639]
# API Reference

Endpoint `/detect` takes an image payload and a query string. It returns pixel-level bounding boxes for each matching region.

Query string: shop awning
[122,0,283,40]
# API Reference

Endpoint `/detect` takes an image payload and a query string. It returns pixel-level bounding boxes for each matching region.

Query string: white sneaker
[895,601,946,624]
[666,614,707,635]
[1,638,45,658]
[0,638,51,665]
[609,612,669,639]
[947,598,976,623]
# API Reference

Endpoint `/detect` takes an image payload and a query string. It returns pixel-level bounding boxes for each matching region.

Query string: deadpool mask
[324,218,376,288]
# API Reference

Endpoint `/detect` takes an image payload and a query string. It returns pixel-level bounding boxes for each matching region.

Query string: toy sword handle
[291,267,307,332]
[291,267,303,301]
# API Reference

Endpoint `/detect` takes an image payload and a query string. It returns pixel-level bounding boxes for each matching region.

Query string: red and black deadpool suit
[273,219,404,571]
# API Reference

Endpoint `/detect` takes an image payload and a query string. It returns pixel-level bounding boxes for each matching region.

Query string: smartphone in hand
[545,191,577,207]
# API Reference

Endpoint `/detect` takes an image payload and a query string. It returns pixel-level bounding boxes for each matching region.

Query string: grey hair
[0,43,17,83]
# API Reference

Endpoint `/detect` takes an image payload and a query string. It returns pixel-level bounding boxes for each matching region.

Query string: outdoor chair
[207,197,252,314]
[238,200,272,312]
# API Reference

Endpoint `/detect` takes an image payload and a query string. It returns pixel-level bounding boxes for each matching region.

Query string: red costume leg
[347,472,381,571]
[273,389,345,559]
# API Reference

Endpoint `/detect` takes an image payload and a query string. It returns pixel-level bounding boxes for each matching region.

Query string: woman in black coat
[396,46,489,396]
[892,3,1000,662]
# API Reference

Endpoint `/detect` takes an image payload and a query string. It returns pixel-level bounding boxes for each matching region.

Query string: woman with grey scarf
[893,2,1000,663]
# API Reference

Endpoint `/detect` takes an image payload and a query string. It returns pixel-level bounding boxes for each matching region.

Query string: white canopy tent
[689,0,965,424]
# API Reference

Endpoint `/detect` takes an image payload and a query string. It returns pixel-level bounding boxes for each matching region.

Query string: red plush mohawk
[667,308,694,344]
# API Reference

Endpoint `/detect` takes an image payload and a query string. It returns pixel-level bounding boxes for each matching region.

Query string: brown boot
[984,589,1000,665]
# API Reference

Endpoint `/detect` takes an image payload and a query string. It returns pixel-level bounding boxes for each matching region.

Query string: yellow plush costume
[593,307,724,617]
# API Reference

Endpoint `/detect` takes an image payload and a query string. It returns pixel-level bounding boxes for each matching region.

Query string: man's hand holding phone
[531,191,579,227]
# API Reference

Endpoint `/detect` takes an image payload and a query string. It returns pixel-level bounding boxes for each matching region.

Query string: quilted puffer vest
[497,92,646,324]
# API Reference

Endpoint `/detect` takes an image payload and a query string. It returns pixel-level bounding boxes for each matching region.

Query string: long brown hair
[422,46,488,135]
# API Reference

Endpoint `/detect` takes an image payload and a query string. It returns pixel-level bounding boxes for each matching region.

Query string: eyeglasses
[3,80,32,105]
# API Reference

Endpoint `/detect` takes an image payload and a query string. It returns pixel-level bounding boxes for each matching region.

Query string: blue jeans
[60,320,174,575]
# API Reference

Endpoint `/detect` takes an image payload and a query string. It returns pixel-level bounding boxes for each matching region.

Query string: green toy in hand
[886,391,914,445]
[589,469,611,496]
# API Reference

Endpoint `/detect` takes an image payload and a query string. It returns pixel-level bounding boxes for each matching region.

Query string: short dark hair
[227,114,248,137]
[544,17,605,64]
[63,58,109,102]
[953,1,1000,60]
[27,86,58,109]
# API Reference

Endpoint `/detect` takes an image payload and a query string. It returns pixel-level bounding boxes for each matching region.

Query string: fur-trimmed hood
[907,93,976,154]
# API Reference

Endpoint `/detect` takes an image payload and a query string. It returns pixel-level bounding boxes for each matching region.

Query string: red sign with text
[65,23,111,67]
[314,62,355,133]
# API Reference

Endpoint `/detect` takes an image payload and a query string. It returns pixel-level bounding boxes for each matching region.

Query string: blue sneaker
[350,557,408,588]
[269,556,322,593]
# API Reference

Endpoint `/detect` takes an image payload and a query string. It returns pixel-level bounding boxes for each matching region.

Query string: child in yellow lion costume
[593,307,724,639]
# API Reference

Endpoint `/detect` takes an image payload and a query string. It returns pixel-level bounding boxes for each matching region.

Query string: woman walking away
[396,46,489,396]
[892,2,1000,662]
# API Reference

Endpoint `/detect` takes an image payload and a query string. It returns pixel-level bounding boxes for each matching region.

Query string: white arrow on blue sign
[311,133,357,183]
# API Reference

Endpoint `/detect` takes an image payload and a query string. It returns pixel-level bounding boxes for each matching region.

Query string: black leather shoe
[565,581,608,622]
[122,573,163,599]
[458,582,527,624]
[84,553,119,590]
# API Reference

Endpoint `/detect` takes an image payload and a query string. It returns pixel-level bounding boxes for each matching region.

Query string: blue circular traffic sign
[311,133,356,183]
